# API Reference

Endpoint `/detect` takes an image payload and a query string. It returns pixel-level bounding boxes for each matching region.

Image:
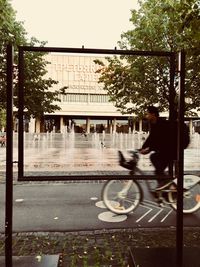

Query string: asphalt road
[0,182,199,233]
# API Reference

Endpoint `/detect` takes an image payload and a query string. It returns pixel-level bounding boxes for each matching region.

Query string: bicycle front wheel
[102,180,142,214]
[168,183,200,214]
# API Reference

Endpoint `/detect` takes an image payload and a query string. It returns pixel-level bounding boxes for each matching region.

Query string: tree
[0,108,6,131]
[95,0,200,116]
[0,0,67,123]
[179,0,200,41]
[17,37,67,119]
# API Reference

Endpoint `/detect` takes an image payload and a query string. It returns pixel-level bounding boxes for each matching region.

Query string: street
[0,132,200,233]
[0,181,199,233]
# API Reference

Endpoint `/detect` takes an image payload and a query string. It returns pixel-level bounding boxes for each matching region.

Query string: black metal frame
[17,46,176,180]
[6,45,186,267]
[5,45,14,267]
[176,51,185,267]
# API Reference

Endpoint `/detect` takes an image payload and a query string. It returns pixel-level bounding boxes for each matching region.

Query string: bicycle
[102,150,200,214]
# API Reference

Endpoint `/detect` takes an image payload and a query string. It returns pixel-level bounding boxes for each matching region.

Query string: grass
[0,228,200,266]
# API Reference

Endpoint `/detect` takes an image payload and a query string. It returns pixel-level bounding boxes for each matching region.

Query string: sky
[11,0,138,49]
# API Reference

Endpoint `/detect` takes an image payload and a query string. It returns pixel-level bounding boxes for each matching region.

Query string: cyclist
[139,106,177,190]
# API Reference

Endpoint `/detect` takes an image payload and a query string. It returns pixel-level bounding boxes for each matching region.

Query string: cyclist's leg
[150,152,170,188]
[150,152,169,173]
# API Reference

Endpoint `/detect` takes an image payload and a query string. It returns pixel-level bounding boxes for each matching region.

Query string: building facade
[26,53,143,134]
[21,53,198,134]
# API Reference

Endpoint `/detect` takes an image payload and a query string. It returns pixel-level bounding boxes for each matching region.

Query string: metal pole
[169,53,176,121]
[176,51,185,267]
[18,47,24,178]
[168,53,176,176]
[5,44,14,267]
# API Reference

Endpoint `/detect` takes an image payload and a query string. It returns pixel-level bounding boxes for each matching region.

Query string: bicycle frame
[132,166,160,195]
[103,150,200,214]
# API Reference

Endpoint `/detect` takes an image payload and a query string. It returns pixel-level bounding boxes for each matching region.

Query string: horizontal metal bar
[19,46,173,57]
[17,169,200,182]
[18,174,173,181]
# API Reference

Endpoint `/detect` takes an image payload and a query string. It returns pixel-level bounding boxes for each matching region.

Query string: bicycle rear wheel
[102,180,142,214]
[168,183,200,213]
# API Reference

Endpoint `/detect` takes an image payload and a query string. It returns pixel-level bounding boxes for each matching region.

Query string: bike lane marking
[95,200,106,209]
[93,197,175,224]
[95,200,128,222]
[137,200,174,223]
[136,206,153,223]
[148,208,164,222]
[160,209,173,222]
[143,200,173,222]
[98,211,127,222]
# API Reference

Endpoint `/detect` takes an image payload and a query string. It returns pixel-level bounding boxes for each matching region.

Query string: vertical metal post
[169,53,176,121]
[176,51,185,267]
[18,47,24,178]
[168,53,176,176]
[5,44,14,267]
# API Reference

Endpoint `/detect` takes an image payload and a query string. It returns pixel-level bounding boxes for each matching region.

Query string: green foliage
[0,108,6,130]
[0,0,67,118]
[17,40,67,118]
[95,0,200,116]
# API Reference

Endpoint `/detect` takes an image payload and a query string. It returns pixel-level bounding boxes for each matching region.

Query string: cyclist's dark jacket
[142,118,177,160]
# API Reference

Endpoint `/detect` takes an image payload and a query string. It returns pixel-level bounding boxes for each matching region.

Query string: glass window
[62,93,110,103]
[90,94,109,103]
[63,93,88,102]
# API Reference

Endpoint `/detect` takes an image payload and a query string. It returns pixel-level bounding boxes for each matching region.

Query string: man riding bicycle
[119,106,177,190]
[139,106,177,189]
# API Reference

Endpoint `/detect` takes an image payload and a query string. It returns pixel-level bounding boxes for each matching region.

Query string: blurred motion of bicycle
[102,150,200,215]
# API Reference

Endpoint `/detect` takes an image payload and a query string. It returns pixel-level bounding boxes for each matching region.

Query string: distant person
[0,135,6,146]
[99,124,105,133]
[81,129,87,138]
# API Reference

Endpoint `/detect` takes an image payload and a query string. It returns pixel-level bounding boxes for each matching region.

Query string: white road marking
[148,208,164,222]
[143,199,174,222]
[142,200,160,208]
[95,201,106,209]
[98,211,127,222]
[95,197,174,224]
[136,207,153,223]
[90,197,98,201]
[160,209,173,222]
[141,200,174,222]
[15,199,24,203]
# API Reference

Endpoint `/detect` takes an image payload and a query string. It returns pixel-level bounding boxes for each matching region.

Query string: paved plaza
[0,131,199,174]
